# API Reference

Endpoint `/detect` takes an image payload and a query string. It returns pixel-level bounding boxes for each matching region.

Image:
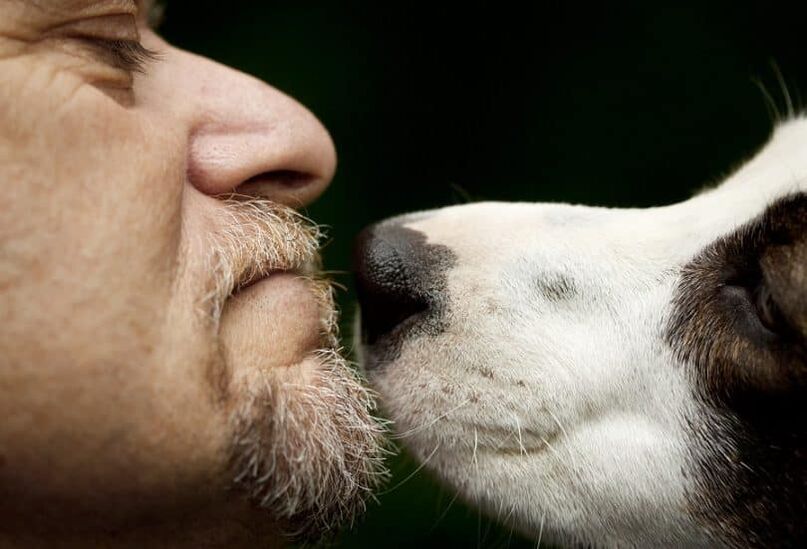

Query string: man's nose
[167,46,336,208]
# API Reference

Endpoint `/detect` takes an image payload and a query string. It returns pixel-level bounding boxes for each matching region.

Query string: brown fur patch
[666,193,807,547]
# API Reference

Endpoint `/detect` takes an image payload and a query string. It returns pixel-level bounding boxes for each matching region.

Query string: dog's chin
[361,345,539,544]
[358,318,565,540]
[358,324,472,470]
[356,317,422,373]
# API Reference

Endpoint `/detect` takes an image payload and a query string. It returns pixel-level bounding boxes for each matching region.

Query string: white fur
[365,117,807,547]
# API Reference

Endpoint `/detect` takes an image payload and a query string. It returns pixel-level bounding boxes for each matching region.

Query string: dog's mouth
[354,273,430,346]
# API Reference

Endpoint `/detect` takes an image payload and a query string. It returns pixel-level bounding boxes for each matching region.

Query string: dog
[353,116,807,547]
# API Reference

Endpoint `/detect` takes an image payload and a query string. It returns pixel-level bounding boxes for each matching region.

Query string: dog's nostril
[353,224,430,345]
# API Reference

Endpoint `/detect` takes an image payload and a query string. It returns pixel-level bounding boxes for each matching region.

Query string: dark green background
[161,2,806,547]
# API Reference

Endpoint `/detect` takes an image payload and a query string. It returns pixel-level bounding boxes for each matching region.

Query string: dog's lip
[360,307,426,347]
[387,413,562,459]
[487,442,551,457]
[464,419,561,453]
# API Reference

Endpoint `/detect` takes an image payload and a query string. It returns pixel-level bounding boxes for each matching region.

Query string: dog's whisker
[546,408,580,472]
[753,77,782,125]
[482,497,500,547]
[472,427,479,470]
[514,415,527,457]
[494,495,505,523]
[391,398,472,440]
[377,442,441,495]
[428,489,461,533]
[449,182,476,204]
[536,509,546,548]
[771,60,795,120]
[503,500,518,549]
[539,436,562,463]
[476,503,483,549]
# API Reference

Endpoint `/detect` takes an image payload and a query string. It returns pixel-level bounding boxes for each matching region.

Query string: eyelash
[90,38,159,74]
[86,1,167,76]
[109,39,158,74]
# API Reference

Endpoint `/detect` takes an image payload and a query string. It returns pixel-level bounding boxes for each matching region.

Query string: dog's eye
[728,265,790,340]
[753,282,787,335]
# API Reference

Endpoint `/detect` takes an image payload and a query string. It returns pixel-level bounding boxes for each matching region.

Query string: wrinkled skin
[0,1,384,547]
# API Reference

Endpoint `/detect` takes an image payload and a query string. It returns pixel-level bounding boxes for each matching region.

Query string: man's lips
[234,269,286,294]
[232,257,319,296]
[220,273,326,373]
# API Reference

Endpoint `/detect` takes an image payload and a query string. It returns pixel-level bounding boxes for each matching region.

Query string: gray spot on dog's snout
[353,220,456,366]
[535,273,578,302]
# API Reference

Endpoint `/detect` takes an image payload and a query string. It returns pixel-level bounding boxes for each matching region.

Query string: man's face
[0,0,384,542]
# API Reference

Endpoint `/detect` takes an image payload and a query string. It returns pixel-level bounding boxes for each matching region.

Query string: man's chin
[194,195,389,540]
[228,349,388,542]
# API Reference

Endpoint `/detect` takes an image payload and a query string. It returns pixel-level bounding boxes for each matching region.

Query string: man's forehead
[14,0,157,26]
[24,0,133,10]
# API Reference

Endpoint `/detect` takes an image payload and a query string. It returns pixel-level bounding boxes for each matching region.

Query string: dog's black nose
[353,224,431,345]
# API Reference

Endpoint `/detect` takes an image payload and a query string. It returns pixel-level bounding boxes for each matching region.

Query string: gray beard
[229,346,388,542]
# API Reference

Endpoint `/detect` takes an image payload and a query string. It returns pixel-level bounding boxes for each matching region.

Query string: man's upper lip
[235,269,283,294]
[233,258,318,296]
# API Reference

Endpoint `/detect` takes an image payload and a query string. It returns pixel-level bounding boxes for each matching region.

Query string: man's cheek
[0,66,188,365]
[60,92,187,288]
[0,52,187,300]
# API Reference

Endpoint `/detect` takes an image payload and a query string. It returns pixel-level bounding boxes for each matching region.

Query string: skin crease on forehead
[0,0,353,547]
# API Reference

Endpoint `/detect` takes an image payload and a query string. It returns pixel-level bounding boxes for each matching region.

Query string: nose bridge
[403,200,723,274]
[151,41,336,208]
[569,191,773,266]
